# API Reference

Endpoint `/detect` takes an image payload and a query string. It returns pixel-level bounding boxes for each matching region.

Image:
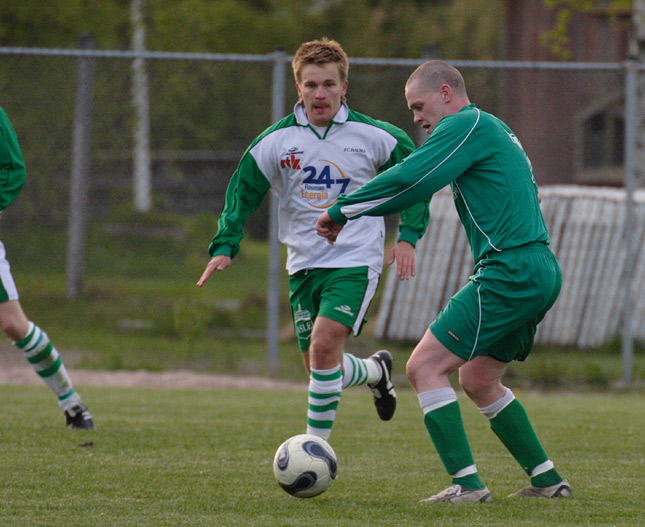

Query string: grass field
[0,384,642,527]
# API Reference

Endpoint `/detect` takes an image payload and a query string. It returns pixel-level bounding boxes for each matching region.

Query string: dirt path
[0,344,304,391]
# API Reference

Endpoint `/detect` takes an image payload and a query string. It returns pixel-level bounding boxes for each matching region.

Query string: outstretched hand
[387,240,416,280]
[196,254,232,287]
[316,211,344,244]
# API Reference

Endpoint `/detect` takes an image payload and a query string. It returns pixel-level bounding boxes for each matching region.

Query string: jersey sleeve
[207,150,271,259]
[374,121,430,246]
[328,112,476,225]
[0,109,26,211]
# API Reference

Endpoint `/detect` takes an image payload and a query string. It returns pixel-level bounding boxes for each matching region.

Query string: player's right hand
[196,254,232,287]
[315,211,343,244]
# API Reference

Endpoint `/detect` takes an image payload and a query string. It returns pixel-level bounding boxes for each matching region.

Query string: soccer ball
[273,434,337,498]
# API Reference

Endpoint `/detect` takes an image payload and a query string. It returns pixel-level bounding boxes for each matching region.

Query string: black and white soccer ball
[273,434,337,498]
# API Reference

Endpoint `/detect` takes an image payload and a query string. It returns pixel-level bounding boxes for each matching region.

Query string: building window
[575,96,624,185]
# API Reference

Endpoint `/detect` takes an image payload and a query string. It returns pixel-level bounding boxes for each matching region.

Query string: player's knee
[405,355,417,383]
[1,317,26,341]
[308,338,339,366]
[458,371,489,399]
[405,351,429,386]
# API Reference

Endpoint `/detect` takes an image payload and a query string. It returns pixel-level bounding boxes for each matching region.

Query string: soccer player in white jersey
[0,106,93,429]
[198,39,428,441]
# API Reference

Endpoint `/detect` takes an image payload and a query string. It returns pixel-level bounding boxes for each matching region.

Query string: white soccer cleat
[420,484,492,504]
[508,479,572,498]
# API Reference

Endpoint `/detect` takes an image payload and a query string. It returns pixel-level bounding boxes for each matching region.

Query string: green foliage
[0,0,504,59]
[541,0,633,59]
[0,0,131,48]
[1,386,643,526]
[0,0,506,226]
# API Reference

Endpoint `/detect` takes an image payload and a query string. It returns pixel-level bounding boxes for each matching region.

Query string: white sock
[417,387,457,414]
[479,388,515,419]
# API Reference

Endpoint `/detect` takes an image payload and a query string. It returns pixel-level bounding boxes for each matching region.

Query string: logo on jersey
[506,131,536,185]
[300,159,351,209]
[280,147,303,170]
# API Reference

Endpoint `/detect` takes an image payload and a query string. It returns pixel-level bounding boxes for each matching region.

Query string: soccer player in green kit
[316,60,571,503]
[0,107,93,429]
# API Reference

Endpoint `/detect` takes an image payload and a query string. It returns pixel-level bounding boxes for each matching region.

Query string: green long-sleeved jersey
[0,107,26,211]
[329,104,549,263]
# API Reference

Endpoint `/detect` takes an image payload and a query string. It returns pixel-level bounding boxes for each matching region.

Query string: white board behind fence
[375,185,645,347]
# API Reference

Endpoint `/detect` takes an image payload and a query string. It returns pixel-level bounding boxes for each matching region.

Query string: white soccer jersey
[209,103,427,275]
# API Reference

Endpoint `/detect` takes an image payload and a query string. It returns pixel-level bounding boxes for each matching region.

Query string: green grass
[0,385,642,526]
[1,214,643,388]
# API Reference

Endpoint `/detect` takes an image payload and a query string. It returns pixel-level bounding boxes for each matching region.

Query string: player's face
[405,79,446,135]
[297,63,348,127]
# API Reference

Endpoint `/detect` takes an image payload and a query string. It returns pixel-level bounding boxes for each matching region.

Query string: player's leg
[462,352,570,497]
[289,269,347,440]
[408,329,491,503]
[0,300,94,429]
[316,266,396,420]
[464,245,569,497]
[0,241,93,429]
[305,315,347,440]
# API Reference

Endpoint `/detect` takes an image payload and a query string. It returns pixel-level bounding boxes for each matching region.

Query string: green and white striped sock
[306,365,342,440]
[15,322,79,410]
[342,353,380,388]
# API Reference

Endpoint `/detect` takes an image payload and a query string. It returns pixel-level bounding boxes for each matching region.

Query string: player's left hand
[316,211,344,244]
[388,240,416,280]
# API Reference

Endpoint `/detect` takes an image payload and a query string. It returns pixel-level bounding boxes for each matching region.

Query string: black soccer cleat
[367,350,397,421]
[65,402,94,430]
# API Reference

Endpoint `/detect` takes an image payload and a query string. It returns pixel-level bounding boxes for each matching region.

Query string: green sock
[424,401,484,489]
[489,398,562,487]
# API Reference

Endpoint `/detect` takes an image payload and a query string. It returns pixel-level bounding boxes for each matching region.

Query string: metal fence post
[620,59,638,386]
[131,0,152,213]
[267,48,287,373]
[66,33,95,299]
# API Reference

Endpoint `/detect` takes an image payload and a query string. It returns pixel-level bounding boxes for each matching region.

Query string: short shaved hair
[407,60,467,97]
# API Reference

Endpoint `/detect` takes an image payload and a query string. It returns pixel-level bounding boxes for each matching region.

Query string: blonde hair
[292,38,349,85]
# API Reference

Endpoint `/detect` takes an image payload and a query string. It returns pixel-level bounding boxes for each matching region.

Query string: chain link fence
[2,48,634,225]
[0,45,642,378]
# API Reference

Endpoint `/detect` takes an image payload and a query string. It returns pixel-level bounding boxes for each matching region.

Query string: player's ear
[440,84,451,102]
[296,83,303,103]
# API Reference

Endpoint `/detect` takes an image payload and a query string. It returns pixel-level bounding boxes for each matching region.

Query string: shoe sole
[369,351,396,421]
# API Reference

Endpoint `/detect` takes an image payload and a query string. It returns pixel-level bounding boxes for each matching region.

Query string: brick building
[503,1,632,185]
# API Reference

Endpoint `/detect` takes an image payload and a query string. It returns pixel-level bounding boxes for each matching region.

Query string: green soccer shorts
[288,266,379,352]
[430,242,562,362]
